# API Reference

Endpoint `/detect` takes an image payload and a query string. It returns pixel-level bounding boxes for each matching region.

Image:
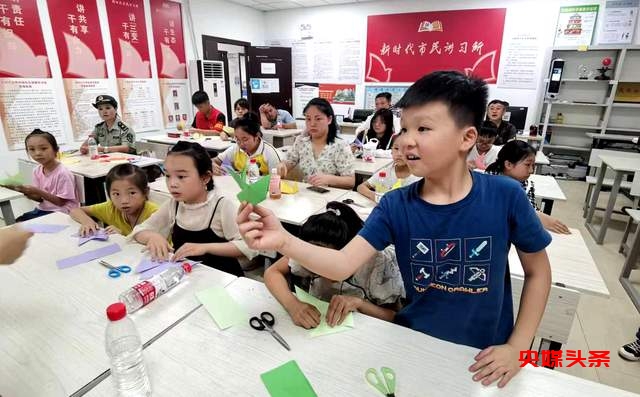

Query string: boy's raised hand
[237,203,289,251]
[469,343,520,388]
[287,300,321,329]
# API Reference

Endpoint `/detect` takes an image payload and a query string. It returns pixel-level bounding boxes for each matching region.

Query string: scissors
[365,367,396,396]
[249,311,291,351]
[99,260,132,278]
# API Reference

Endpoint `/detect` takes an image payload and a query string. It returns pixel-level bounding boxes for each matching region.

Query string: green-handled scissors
[365,367,396,396]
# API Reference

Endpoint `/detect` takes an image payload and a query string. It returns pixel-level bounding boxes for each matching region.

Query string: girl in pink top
[8,129,79,221]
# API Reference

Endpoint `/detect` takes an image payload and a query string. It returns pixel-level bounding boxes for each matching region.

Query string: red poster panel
[150,0,186,79]
[319,84,356,105]
[0,0,51,78]
[365,9,506,83]
[105,0,150,78]
[47,0,107,78]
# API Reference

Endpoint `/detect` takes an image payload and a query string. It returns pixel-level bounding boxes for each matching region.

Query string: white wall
[262,0,640,129]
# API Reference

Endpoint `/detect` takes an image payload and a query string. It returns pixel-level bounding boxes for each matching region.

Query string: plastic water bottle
[269,168,281,199]
[118,262,192,314]
[247,158,260,184]
[374,171,393,203]
[87,136,99,159]
[105,302,151,396]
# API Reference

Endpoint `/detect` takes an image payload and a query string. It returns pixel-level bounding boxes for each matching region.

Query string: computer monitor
[352,109,375,123]
[504,106,528,132]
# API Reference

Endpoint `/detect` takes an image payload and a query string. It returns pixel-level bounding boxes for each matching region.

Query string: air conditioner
[189,60,228,121]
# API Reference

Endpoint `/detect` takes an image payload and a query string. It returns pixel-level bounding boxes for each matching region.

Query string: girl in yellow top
[212,112,281,176]
[71,163,158,236]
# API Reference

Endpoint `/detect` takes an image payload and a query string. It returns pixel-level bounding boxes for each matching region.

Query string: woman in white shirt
[277,98,355,189]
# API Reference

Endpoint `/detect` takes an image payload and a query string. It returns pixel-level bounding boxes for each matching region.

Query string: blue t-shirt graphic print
[359,172,551,349]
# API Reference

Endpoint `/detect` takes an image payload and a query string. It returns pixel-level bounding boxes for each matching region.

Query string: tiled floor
[3,178,640,393]
[549,180,640,394]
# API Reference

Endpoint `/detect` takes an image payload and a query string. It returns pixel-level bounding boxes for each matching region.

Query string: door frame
[202,35,251,118]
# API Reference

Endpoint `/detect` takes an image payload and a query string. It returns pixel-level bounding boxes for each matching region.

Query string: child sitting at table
[131,141,256,277]
[485,140,570,234]
[357,134,420,202]
[212,112,281,176]
[264,201,404,329]
[351,109,396,156]
[5,129,79,221]
[70,164,158,236]
[467,126,500,171]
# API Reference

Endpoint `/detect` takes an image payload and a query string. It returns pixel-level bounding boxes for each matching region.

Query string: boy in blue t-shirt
[237,71,552,388]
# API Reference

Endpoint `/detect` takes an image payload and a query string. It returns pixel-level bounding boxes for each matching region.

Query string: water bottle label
[133,281,156,306]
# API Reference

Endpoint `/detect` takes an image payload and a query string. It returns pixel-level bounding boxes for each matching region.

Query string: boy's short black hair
[478,126,498,138]
[375,92,392,102]
[191,90,209,106]
[488,99,509,108]
[396,71,488,132]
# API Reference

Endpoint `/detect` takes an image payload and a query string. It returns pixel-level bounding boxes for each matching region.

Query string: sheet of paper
[228,168,271,205]
[294,286,354,337]
[260,360,318,397]
[196,286,247,330]
[280,181,298,194]
[56,243,122,269]
[0,172,25,186]
[135,258,169,273]
[22,224,69,233]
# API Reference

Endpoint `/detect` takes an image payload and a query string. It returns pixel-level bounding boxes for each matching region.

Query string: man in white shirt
[467,126,501,171]
[354,92,401,135]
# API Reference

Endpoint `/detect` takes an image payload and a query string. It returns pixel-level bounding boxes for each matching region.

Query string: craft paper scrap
[22,224,69,234]
[280,181,298,194]
[295,286,354,337]
[0,172,25,186]
[196,286,247,330]
[260,360,318,397]
[135,258,170,273]
[56,243,122,269]
[138,261,179,280]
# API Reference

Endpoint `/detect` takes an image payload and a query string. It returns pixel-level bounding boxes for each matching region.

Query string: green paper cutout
[0,172,25,186]
[228,168,271,205]
[295,286,354,337]
[196,286,247,330]
[261,360,318,397]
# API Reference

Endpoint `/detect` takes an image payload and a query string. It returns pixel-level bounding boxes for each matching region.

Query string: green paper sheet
[261,360,318,397]
[228,168,271,205]
[196,286,247,330]
[0,172,25,186]
[295,286,354,337]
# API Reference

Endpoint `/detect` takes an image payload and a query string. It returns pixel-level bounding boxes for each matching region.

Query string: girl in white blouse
[276,98,355,189]
[130,141,256,276]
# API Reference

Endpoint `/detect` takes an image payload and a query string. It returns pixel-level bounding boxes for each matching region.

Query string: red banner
[365,8,506,83]
[105,0,150,78]
[319,84,356,105]
[47,0,106,78]
[150,0,186,79]
[0,0,51,78]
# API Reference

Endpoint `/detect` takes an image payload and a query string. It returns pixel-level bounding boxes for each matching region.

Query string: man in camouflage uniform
[80,95,136,154]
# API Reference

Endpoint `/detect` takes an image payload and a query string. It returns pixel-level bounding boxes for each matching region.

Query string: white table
[144,134,232,152]
[0,212,238,397]
[535,151,550,174]
[353,157,393,177]
[149,175,351,226]
[509,228,609,354]
[586,132,640,148]
[262,128,303,148]
[585,153,640,244]
[87,277,634,397]
[20,153,163,179]
[529,174,566,215]
[0,186,24,224]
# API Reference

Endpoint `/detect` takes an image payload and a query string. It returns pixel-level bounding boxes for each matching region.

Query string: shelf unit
[536,45,640,156]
